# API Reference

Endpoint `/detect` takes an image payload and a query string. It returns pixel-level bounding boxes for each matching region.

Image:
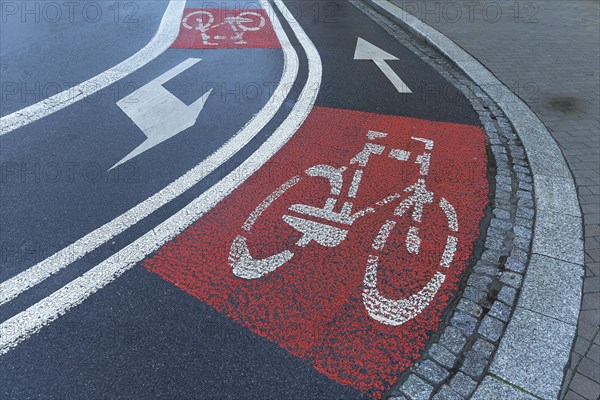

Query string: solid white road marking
[0,0,186,136]
[111,58,212,169]
[0,0,299,307]
[0,0,322,354]
[354,37,412,94]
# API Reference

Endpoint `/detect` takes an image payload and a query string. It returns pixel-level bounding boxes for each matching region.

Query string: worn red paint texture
[144,107,488,398]
[172,8,280,49]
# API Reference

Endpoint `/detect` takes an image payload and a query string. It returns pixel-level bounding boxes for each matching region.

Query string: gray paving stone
[429,343,457,369]
[478,315,505,342]
[471,376,537,400]
[517,197,534,209]
[514,165,530,175]
[510,248,528,264]
[515,216,534,229]
[449,372,476,397]
[491,307,577,399]
[496,174,511,185]
[480,249,501,264]
[587,344,600,362]
[467,274,492,291]
[416,359,449,385]
[517,172,533,183]
[505,258,526,273]
[513,225,533,241]
[574,336,592,356]
[496,181,511,193]
[439,326,467,354]
[431,385,462,400]
[563,389,587,400]
[516,190,533,202]
[460,350,487,378]
[569,372,600,400]
[515,206,534,220]
[401,375,433,400]
[518,181,533,192]
[495,189,511,201]
[578,357,600,382]
[493,208,510,220]
[451,311,479,337]
[473,260,498,276]
[497,286,517,305]
[462,286,486,303]
[532,211,584,265]
[499,271,523,288]
[490,218,512,231]
[490,192,507,205]
[519,254,585,325]
[484,230,505,251]
[489,301,511,322]
[513,236,531,251]
[456,298,483,318]
[472,339,495,359]
[534,175,582,218]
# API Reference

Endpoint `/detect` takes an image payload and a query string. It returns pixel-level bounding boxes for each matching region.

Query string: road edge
[367,1,584,399]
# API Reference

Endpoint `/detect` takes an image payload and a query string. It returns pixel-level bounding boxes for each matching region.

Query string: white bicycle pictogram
[228,131,460,326]
[182,10,266,46]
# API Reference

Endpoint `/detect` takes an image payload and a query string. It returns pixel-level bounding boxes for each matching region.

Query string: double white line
[0,0,322,355]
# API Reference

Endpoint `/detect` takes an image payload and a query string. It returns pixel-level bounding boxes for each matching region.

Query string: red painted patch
[144,107,488,398]
[172,8,280,49]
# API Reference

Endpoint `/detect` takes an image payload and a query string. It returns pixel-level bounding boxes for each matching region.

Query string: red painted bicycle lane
[144,107,488,397]
[172,8,280,49]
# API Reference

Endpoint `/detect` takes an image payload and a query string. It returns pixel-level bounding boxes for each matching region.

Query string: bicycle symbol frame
[182,10,266,46]
[228,130,459,326]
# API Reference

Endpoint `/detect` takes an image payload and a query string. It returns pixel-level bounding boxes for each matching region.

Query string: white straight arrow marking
[111,58,212,170]
[354,37,412,94]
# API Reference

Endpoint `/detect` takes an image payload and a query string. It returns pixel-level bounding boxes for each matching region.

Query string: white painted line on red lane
[0,0,321,355]
[0,0,185,136]
[0,0,299,307]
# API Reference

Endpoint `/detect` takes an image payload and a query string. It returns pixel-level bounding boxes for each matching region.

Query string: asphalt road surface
[0,1,487,398]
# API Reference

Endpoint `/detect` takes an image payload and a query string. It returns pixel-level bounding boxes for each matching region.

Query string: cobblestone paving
[353,1,540,398]
[385,1,600,399]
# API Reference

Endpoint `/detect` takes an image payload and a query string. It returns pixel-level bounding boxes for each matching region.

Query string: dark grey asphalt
[0,0,481,398]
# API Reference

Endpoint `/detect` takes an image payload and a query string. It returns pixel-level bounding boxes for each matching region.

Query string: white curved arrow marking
[111,58,212,170]
[354,37,412,94]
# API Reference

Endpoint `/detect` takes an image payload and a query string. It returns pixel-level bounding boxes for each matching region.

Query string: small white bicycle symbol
[182,10,266,46]
[228,131,460,327]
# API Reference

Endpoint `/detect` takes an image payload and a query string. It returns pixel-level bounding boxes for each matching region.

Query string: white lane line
[0,0,322,355]
[0,0,299,307]
[0,0,185,136]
